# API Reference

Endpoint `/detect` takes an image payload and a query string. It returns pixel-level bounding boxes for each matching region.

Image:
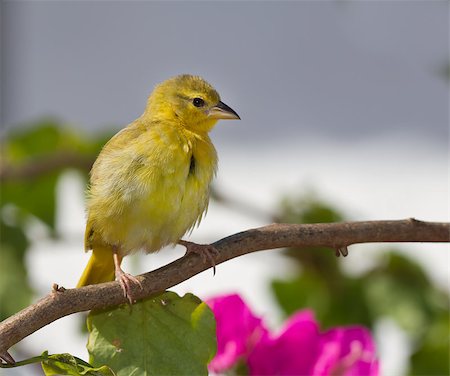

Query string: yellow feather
[76,245,116,286]
[77,75,239,287]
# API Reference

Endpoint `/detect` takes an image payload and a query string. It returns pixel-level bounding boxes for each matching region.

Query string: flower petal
[207,294,267,373]
[207,294,379,376]
[314,326,379,376]
[248,310,321,375]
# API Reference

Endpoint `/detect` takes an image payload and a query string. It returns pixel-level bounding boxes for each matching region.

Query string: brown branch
[1,219,449,362]
[0,152,95,181]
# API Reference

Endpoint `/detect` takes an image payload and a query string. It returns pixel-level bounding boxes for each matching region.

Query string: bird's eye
[192,97,205,107]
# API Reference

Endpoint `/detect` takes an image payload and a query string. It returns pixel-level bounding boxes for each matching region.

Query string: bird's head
[144,74,240,132]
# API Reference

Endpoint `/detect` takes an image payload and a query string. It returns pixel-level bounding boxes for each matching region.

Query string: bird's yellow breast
[85,120,217,256]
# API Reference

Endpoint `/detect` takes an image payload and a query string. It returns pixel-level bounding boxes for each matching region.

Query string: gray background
[2,1,448,146]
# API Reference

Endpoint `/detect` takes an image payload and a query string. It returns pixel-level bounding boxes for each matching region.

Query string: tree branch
[0,152,95,181]
[1,219,449,362]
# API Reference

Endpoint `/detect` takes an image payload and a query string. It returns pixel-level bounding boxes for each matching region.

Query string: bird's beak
[209,101,240,120]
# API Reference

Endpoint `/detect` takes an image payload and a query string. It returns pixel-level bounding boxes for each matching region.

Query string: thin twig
[0,152,94,181]
[0,219,449,362]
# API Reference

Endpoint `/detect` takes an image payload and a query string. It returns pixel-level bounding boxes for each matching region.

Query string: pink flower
[207,294,268,372]
[313,327,379,376]
[207,294,379,376]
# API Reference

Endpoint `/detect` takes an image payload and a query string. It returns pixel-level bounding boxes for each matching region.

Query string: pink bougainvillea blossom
[207,294,379,376]
[207,294,268,372]
[313,326,379,376]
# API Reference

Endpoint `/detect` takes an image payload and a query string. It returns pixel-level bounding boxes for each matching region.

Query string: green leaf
[272,272,329,318]
[1,174,59,230]
[87,291,217,376]
[364,252,449,338]
[41,352,115,376]
[0,351,114,376]
[0,217,29,256]
[0,219,33,319]
[409,312,450,375]
[272,271,372,329]
[1,119,112,229]
[279,191,343,225]
[3,119,109,162]
[0,244,33,320]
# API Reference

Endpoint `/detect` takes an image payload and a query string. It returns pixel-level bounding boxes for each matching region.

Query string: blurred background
[1,1,449,375]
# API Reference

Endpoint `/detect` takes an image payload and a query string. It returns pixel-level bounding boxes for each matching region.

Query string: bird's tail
[77,245,116,287]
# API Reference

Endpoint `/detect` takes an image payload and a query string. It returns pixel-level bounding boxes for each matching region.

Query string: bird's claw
[179,240,219,275]
[116,271,143,304]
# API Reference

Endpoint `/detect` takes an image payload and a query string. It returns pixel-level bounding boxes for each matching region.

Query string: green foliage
[0,351,114,376]
[41,352,115,376]
[0,219,32,320]
[409,312,450,375]
[4,119,107,163]
[279,192,343,224]
[272,270,373,328]
[1,173,59,232]
[272,192,450,375]
[1,118,109,230]
[87,291,217,376]
[365,253,449,338]
[0,245,33,321]
[0,120,111,321]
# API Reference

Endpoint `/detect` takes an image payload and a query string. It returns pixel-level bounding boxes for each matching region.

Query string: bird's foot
[112,250,143,304]
[115,268,143,304]
[179,240,219,275]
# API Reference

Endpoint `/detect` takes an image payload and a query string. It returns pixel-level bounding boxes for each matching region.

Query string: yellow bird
[77,74,240,301]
